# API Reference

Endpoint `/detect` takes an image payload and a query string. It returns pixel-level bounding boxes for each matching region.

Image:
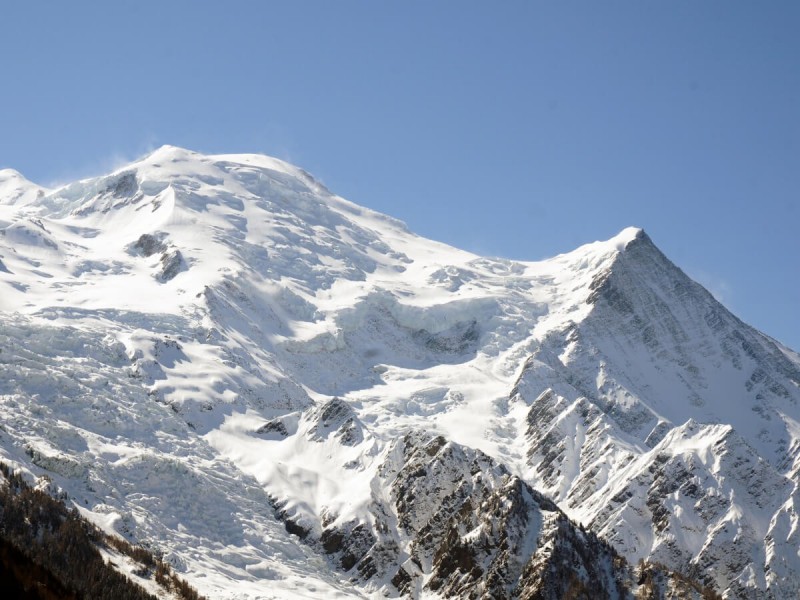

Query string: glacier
[0,145,797,598]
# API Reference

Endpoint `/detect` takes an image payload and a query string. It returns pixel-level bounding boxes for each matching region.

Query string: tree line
[0,461,206,600]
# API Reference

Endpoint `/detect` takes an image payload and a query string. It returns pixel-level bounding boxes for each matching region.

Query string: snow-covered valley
[1,146,798,598]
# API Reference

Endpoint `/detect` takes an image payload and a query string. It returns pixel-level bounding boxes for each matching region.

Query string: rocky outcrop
[273,428,715,599]
[307,398,364,446]
[517,232,800,598]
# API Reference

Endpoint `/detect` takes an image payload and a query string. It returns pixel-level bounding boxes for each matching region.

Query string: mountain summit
[0,147,797,599]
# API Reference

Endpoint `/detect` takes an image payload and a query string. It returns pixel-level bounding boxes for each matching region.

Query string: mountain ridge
[0,146,797,598]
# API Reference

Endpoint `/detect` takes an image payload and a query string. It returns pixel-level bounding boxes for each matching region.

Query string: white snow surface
[0,146,798,598]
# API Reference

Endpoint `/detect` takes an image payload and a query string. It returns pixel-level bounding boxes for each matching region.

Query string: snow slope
[0,145,797,598]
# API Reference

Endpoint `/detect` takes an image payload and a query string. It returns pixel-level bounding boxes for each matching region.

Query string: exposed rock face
[131,233,186,281]
[110,172,139,199]
[517,231,800,598]
[255,419,289,438]
[307,398,365,446]
[158,249,185,281]
[273,428,716,599]
[133,233,166,257]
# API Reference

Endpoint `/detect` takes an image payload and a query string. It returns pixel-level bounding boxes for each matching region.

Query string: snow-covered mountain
[0,146,797,598]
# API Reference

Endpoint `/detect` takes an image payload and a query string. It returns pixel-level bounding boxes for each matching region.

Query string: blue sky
[1,2,798,349]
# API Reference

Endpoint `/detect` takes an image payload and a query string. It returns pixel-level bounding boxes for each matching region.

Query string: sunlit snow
[1,146,798,598]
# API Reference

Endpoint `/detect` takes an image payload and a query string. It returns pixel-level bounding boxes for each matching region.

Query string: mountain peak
[1,149,798,599]
[556,227,647,267]
[610,225,646,249]
[0,167,47,205]
[0,167,26,180]
[585,226,666,280]
[141,144,197,161]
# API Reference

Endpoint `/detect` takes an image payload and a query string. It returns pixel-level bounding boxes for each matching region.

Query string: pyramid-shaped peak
[610,226,646,249]
[562,227,649,260]
[569,227,662,267]
[611,227,672,268]
[588,228,687,300]
[601,227,666,260]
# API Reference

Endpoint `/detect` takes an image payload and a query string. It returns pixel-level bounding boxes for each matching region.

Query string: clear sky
[1,2,798,350]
